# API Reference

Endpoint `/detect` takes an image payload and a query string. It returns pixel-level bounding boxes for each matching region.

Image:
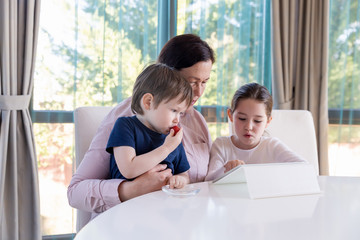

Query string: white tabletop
[75,176,360,240]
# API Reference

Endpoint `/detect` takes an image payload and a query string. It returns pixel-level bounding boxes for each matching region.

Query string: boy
[106,63,193,189]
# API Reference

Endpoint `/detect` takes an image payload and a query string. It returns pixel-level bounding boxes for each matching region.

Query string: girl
[205,83,306,181]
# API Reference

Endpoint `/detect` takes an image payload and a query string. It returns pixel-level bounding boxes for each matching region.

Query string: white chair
[74,106,113,232]
[229,109,319,174]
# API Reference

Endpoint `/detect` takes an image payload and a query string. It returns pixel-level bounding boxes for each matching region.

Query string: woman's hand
[118,164,172,202]
[224,160,245,173]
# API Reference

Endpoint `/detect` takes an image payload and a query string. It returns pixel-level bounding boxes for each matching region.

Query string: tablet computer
[212,165,247,185]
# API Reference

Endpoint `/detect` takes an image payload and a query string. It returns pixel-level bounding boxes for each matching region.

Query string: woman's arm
[67,98,172,213]
[118,164,172,201]
[68,146,174,213]
[67,145,124,213]
[180,107,212,183]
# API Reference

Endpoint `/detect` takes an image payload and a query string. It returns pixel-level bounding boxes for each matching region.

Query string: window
[328,0,360,176]
[177,0,271,137]
[35,0,270,236]
[35,0,158,235]
[33,0,360,237]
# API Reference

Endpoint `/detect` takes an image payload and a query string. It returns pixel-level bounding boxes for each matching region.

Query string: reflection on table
[75,176,360,240]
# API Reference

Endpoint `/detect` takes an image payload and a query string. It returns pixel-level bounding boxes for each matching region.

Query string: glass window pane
[34,0,158,111]
[35,123,75,235]
[34,0,76,111]
[328,0,360,176]
[328,124,360,176]
[34,0,158,236]
[177,0,271,139]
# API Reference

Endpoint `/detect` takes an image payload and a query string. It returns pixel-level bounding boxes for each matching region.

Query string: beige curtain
[0,1,41,239]
[272,0,329,175]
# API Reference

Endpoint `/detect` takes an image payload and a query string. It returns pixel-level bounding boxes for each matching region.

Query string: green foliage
[34,0,360,149]
[328,0,360,109]
[327,0,360,148]
[34,123,74,170]
[34,0,158,110]
[179,0,271,124]
[329,124,360,144]
[34,0,271,141]
[33,1,272,191]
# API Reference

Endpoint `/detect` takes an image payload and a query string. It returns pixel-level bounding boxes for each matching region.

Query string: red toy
[171,126,180,135]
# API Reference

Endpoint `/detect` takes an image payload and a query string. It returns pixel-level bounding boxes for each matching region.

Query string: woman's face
[179,60,213,106]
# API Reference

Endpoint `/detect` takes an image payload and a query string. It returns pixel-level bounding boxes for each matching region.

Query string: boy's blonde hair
[131,63,193,115]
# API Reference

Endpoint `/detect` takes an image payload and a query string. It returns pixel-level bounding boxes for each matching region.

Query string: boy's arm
[114,128,183,179]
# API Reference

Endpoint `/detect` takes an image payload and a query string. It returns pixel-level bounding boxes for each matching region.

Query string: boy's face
[228,98,271,150]
[143,95,188,134]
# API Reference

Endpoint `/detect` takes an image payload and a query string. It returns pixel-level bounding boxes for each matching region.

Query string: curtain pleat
[0,0,42,239]
[272,0,329,175]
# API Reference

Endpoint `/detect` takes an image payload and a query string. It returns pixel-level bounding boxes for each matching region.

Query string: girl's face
[179,60,213,106]
[228,98,272,150]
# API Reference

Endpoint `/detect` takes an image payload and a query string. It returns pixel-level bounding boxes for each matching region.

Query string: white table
[75,176,360,240]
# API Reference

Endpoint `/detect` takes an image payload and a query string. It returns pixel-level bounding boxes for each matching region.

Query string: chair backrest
[74,106,112,232]
[229,109,319,174]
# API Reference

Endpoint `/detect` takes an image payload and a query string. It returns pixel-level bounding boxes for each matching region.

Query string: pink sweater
[67,97,211,213]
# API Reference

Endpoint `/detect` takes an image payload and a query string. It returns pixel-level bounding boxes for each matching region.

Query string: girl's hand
[163,127,183,153]
[224,160,245,173]
[168,173,189,189]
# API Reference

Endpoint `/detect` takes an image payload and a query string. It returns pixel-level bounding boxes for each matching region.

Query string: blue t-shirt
[106,116,190,180]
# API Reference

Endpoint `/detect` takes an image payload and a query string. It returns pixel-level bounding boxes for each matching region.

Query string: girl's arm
[271,137,307,163]
[114,128,183,179]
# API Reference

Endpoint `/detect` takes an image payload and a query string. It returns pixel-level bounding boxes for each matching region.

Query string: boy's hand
[163,127,183,153]
[171,126,180,135]
[168,174,188,189]
[224,160,245,173]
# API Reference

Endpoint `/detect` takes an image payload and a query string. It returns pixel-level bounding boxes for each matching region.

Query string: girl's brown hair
[230,83,273,119]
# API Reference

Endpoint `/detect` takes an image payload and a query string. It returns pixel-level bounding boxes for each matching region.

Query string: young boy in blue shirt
[106,63,193,189]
